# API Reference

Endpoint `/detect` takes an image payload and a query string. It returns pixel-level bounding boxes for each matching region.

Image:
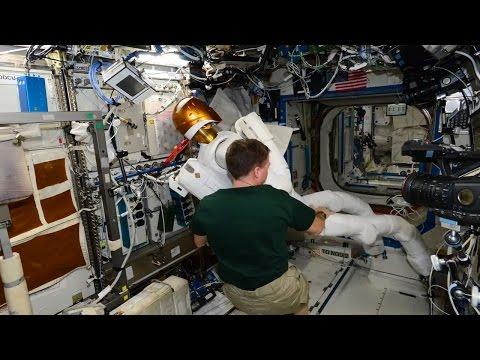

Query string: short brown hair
[226,139,270,179]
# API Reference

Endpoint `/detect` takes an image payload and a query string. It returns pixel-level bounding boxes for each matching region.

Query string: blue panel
[278,85,405,106]
[321,84,404,98]
[339,112,344,173]
[117,198,131,248]
[17,75,48,112]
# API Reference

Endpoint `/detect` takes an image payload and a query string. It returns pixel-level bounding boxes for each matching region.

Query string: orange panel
[7,195,42,238]
[0,223,85,306]
[40,190,76,223]
[34,159,67,190]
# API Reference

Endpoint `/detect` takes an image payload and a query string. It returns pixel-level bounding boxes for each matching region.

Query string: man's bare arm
[305,208,334,235]
[193,234,208,247]
[305,215,326,235]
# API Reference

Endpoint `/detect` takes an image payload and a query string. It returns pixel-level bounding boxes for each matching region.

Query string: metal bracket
[0,205,12,228]
[0,205,13,259]
[0,111,102,125]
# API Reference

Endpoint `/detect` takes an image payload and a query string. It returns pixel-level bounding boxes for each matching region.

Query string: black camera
[401,140,480,225]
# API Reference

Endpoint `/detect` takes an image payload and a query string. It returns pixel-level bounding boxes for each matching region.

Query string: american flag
[333,70,368,92]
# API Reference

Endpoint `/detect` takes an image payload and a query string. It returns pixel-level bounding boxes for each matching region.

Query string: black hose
[248,45,273,74]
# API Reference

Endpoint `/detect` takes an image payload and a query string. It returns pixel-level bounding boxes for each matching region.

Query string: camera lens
[457,189,474,206]
[402,173,453,209]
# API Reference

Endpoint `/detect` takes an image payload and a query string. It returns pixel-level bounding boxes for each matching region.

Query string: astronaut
[168,97,430,277]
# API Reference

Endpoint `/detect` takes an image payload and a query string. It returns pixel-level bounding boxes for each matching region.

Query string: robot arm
[235,113,293,194]
[320,212,430,276]
[302,190,374,216]
[300,190,430,276]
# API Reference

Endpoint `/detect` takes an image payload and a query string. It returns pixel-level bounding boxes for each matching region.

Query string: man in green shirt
[191,139,330,315]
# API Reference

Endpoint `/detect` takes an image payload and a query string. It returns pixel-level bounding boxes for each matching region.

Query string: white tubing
[455,50,480,82]
[0,253,33,315]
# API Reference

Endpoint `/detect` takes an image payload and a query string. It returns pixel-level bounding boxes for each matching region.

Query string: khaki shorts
[223,264,309,315]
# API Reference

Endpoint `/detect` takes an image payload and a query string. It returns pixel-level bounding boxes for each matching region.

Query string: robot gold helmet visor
[172,97,222,144]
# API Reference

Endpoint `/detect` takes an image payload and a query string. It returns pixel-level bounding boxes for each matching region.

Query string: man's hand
[193,234,208,248]
[315,207,335,218]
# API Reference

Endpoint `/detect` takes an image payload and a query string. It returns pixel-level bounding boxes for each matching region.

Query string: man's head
[226,139,270,185]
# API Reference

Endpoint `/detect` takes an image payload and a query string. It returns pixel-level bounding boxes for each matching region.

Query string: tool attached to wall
[158,200,176,233]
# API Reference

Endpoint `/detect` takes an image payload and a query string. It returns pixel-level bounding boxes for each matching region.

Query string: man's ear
[253,166,261,178]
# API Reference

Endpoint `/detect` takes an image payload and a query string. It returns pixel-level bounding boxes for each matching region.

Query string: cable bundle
[88,60,123,105]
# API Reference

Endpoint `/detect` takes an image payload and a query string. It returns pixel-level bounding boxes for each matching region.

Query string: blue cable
[113,161,185,182]
[88,60,123,105]
[92,160,187,186]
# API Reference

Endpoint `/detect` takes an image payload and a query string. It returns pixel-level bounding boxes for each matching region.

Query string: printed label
[171,245,180,258]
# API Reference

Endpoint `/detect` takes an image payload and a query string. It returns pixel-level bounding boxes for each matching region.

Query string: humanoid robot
[168,97,430,276]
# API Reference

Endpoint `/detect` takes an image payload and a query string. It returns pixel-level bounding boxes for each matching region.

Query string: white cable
[300,51,334,70]
[429,243,445,315]
[188,73,207,81]
[246,73,301,91]
[158,66,187,90]
[197,281,223,290]
[429,261,434,315]
[159,198,166,246]
[103,107,117,126]
[93,188,136,304]
[431,284,448,292]
[146,82,183,116]
[176,46,199,61]
[433,65,475,102]
[78,207,97,213]
[307,52,343,99]
[462,234,473,250]
[432,301,450,315]
[447,270,460,315]
[455,50,480,82]
[106,122,118,144]
[466,234,476,255]
[233,46,265,55]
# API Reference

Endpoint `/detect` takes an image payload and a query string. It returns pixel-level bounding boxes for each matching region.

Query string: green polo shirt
[191,185,315,290]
